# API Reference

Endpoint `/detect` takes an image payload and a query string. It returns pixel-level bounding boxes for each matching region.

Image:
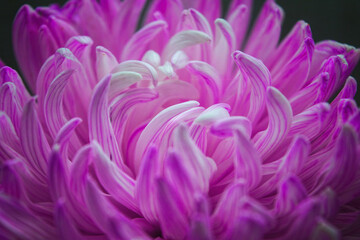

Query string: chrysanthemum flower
[1,0,360,239]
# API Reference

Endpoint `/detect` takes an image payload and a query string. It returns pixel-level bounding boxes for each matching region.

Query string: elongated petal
[135,146,159,223]
[154,177,188,240]
[96,46,118,80]
[162,30,211,61]
[55,199,83,240]
[245,0,283,61]
[88,76,129,173]
[211,116,252,138]
[91,141,138,214]
[187,194,213,240]
[227,4,250,49]
[0,82,23,135]
[112,60,158,87]
[187,61,222,105]
[48,145,68,201]
[44,69,74,138]
[0,66,30,106]
[254,87,293,160]
[234,129,262,189]
[108,71,142,100]
[0,195,55,239]
[122,20,168,61]
[20,99,50,181]
[173,124,217,192]
[233,51,271,123]
[275,175,307,215]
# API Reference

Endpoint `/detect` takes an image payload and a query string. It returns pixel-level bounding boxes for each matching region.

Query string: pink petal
[112,60,158,87]
[135,146,159,224]
[254,87,293,161]
[154,177,189,239]
[234,129,262,189]
[227,3,250,49]
[162,30,211,61]
[55,199,84,240]
[233,51,271,123]
[275,175,307,215]
[20,99,50,181]
[96,46,118,80]
[91,141,139,214]
[121,20,168,61]
[44,69,74,139]
[245,0,283,62]
[88,76,130,174]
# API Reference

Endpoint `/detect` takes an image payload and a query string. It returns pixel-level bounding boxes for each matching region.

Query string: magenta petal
[233,129,262,189]
[20,99,50,181]
[91,141,139,214]
[245,0,283,62]
[48,145,69,201]
[233,51,271,123]
[187,194,213,240]
[154,177,188,239]
[275,175,307,215]
[227,4,250,49]
[88,76,130,174]
[0,194,55,239]
[122,20,168,61]
[135,146,159,224]
[44,69,74,139]
[254,87,293,161]
[55,199,83,240]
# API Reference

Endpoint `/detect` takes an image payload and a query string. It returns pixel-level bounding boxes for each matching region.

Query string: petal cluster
[1,0,360,239]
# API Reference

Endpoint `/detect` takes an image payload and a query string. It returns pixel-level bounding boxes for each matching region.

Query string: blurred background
[0,0,359,102]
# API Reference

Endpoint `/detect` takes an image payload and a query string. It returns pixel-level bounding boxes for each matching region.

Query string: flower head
[1,0,360,239]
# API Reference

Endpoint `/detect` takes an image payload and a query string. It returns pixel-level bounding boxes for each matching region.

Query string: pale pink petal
[96,46,118,80]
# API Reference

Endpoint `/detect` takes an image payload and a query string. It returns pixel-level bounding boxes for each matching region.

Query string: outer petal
[0,195,55,239]
[244,0,283,61]
[227,3,250,49]
[154,177,189,240]
[20,99,50,181]
[55,199,83,240]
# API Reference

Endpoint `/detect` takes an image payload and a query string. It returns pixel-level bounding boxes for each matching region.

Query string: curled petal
[91,141,138,214]
[227,4,250,49]
[112,60,158,87]
[88,76,129,174]
[122,20,168,61]
[233,51,271,123]
[162,30,211,61]
[44,69,74,139]
[254,87,293,161]
[211,116,252,138]
[96,46,118,80]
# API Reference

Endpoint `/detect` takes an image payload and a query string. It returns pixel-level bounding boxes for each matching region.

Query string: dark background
[1,0,359,102]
